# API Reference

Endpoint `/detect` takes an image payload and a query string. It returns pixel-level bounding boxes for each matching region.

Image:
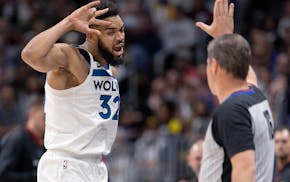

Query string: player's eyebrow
[105,25,125,30]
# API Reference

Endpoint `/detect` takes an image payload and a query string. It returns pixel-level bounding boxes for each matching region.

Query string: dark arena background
[0,0,289,181]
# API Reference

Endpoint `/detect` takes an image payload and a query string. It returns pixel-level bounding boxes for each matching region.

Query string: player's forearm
[21,18,73,64]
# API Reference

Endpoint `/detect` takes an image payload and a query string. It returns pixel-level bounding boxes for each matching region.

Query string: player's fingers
[87,27,101,35]
[85,0,101,9]
[88,8,96,18]
[223,0,228,15]
[213,0,219,17]
[94,8,109,17]
[229,3,234,17]
[94,29,102,36]
[196,22,211,33]
[216,0,223,17]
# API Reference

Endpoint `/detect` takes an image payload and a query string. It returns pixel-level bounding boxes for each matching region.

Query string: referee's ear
[209,58,219,75]
[246,66,258,87]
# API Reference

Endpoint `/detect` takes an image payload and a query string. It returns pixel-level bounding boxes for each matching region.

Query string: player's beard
[98,41,123,66]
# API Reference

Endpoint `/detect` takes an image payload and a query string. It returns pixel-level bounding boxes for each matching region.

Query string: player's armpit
[231,150,256,182]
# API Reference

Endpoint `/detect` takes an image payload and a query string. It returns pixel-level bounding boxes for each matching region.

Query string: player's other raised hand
[196,0,234,38]
[67,0,112,35]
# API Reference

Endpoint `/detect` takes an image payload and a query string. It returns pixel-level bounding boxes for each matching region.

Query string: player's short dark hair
[95,0,119,20]
[207,34,251,79]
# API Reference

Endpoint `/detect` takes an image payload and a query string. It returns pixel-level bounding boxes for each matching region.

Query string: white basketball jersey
[44,48,120,158]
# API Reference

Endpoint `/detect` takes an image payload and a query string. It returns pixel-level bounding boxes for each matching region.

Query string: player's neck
[81,42,106,66]
[216,77,249,103]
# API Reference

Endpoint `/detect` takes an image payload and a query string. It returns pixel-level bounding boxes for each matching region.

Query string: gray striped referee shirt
[199,85,275,182]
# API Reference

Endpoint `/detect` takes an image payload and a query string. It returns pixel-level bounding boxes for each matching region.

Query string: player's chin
[111,55,124,66]
[113,52,124,60]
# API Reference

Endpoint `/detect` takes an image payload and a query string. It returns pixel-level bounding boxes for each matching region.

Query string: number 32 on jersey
[99,95,120,120]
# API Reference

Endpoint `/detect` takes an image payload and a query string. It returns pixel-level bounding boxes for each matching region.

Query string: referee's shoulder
[215,98,248,118]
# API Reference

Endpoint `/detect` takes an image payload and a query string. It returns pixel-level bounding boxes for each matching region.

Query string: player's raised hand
[67,1,112,35]
[196,0,234,38]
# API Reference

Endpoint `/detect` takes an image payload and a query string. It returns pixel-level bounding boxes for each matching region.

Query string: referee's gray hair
[207,34,251,79]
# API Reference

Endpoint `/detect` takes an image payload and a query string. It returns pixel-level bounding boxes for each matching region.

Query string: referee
[196,0,275,181]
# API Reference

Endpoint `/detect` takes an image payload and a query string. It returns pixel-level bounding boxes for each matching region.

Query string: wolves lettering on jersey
[92,68,119,92]
[93,79,118,92]
[91,68,120,120]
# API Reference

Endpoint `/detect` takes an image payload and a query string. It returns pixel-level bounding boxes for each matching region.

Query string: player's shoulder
[54,43,79,55]
[53,43,89,69]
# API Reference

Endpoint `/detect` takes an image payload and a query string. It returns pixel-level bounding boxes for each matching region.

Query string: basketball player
[195,0,275,181]
[21,1,124,181]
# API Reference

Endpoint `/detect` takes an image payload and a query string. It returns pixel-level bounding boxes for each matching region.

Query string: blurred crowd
[0,0,290,181]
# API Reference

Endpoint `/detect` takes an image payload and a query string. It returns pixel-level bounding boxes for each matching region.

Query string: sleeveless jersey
[44,48,120,158]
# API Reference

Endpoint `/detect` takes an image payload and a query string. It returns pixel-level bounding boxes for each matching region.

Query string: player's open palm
[67,1,111,35]
[196,0,234,38]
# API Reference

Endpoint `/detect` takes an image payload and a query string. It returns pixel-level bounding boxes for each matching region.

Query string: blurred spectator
[132,99,187,182]
[271,52,290,126]
[250,28,276,69]
[0,95,45,182]
[18,73,45,118]
[179,138,204,182]
[277,0,290,52]
[187,139,203,179]
[269,74,288,125]
[0,84,24,138]
[274,126,290,182]
[256,66,271,98]
[132,117,164,182]
[106,127,135,182]
[160,5,196,52]
[189,99,210,142]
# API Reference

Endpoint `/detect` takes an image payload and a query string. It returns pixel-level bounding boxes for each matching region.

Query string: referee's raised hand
[66,1,112,35]
[196,0,234,38]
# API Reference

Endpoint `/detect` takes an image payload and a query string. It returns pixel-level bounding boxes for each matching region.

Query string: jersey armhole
[71,44,91,66]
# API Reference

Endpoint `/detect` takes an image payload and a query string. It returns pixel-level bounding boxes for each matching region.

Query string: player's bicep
[39,43,72,72]
[23,43,70,73]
